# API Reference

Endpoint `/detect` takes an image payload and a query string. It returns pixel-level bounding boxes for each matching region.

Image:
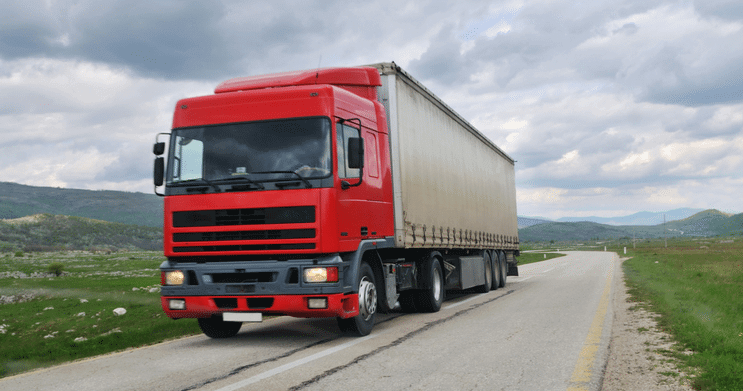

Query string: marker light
[303,267,339,283]
[164,270,185,286]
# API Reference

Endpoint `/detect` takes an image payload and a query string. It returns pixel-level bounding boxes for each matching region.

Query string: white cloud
[0,57,213,191]
[0,0,742,218]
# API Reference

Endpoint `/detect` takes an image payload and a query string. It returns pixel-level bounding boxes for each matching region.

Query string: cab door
[335,121,381,250]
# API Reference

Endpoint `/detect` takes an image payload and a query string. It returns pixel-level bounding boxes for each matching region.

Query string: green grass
[622,238,743,390]
[517,251,566,265]
[0,251,200,378]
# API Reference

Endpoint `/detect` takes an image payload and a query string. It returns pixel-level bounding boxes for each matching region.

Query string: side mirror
[347,137,364,169]
[154,157,164,187]
[153,142,166,156]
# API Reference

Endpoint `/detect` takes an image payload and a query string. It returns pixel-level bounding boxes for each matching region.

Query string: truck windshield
[166,117,332,186]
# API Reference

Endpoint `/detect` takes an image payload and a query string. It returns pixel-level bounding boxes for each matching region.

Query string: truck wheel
[197,316,242,339]
[475,253,491,293]
[491,250,501,290]
[337,262,377,336]
[499,251,507,288]
[415,256,444,312]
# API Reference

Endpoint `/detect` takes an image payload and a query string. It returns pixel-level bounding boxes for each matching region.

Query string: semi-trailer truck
[153,62,519,338]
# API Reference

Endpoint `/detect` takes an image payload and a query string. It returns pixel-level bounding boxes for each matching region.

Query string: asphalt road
[1,251,618,391]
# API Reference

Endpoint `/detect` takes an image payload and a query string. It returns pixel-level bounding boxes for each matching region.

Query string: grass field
[0,251,200,378]
[622,238,743,390]
[4,242,738,389]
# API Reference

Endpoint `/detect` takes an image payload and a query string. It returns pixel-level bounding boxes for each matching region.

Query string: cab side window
[336,123,361,179]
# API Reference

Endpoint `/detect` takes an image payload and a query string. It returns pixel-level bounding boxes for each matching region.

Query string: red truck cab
[154,67,394,337]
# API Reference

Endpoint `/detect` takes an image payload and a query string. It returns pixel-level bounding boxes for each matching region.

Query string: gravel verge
[601,258,696,391]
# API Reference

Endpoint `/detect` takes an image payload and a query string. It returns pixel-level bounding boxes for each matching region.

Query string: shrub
[47,262,65,276]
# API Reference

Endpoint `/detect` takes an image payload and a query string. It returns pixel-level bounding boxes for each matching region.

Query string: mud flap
[508,264,519,276]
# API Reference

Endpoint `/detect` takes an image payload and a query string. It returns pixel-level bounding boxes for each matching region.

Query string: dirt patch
[602,258,695,390]
[1,214,47,224]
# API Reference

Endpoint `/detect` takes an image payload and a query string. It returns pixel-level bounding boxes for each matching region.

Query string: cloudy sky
[2,0,742,219]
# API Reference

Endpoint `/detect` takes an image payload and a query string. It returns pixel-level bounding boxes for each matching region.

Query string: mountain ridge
[0,182,162,228]
[519,209,743,242]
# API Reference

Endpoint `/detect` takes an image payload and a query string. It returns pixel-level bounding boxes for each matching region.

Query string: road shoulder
[601,257,695,391]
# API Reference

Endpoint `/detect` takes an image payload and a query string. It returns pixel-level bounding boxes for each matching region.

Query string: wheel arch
[343,238,395,293]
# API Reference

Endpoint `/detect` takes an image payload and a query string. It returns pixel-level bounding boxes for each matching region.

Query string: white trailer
[372,63,518,253]
[366,63,519,313]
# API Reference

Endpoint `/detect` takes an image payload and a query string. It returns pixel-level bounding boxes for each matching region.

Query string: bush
[47,262,65,276]
[14,251,23,257]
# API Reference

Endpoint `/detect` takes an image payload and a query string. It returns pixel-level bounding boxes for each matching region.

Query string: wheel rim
[432,267,442,302]
[358,276,377,321]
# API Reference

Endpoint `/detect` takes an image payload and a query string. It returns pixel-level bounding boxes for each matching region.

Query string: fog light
[307,297,328,309]
[169,299,186,310]
[303,267,338,283]
[164,270,185,286]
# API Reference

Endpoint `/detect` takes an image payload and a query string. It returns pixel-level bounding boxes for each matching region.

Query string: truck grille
[173,243,315,253]
[173,206,315,227]
[173,229,315,242]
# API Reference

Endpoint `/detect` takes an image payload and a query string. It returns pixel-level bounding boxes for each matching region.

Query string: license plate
[223,312,262,322]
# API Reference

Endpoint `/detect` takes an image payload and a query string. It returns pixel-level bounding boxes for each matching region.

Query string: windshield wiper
[212,176,265,190]
[173,178,220,193]
[251,171,312,188]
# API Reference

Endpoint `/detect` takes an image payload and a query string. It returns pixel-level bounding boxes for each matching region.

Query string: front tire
[197,316,242,339]
[337,262,377,336]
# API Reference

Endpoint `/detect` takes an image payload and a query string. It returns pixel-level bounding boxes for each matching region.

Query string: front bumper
[160,254,358,319]
[161,293,359,319]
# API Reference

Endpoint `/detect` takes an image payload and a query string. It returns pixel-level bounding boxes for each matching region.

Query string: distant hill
[554,208,705,226]
[0,182,162,228]
[519,209,743,242]
[0,214,162,252]
[518,216,553,228]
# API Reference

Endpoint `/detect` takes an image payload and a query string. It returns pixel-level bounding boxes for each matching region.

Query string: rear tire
[490,250,501,290]
[337,262,377,336]
[499,251,508,288]
[414,256,444,312]
[197,316,242,339]
[475,252,491,293]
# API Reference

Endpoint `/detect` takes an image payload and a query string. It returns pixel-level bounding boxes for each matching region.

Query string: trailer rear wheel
[499,251,508,288]
[475,252,492,293]
[414,256,444,312]
[197,316,242,339]
[491,250,501,290]
[337,262,377,336]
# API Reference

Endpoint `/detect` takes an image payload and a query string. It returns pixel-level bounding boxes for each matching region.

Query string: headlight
[164,270,185,286]
[303,267,338,283]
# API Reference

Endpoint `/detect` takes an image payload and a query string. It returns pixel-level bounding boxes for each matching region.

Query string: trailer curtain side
[370,63,518,250]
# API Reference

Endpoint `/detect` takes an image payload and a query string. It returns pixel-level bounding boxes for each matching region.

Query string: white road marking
[214,332,383,391]
[444,295,482,310]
